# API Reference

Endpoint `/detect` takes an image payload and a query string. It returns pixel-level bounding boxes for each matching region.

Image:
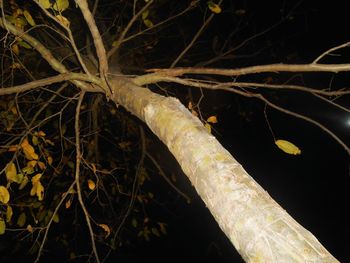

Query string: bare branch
[148,63,350,76]
[74,90,100,262]
[75,0,108,84]
[0,73,102,95]
[170,0,223,68]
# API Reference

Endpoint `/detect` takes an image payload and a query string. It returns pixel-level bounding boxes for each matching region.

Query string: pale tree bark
[107,76,340,263]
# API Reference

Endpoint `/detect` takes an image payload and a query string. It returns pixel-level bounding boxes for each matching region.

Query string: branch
[75,0,108,86]
[0,18,100,92]
[148,63,350,76]
[0,73,102,95]
[74,90,100,262]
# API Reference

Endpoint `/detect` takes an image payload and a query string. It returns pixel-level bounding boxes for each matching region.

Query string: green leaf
[0,219,5,235]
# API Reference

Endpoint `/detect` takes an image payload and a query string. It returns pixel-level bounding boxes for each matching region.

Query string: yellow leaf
[19,176,29,190]
[143,19,154,28]
[87,179,96,190]
[275,139,301,155]
[5,162,17,182]
[65,199,72,209]
[53,0,69,12]
[0,219,5,235]
[17,212,26,227]
[38,161,46,170]
[207,115,218,124]
[98,224,111,238]
[27,224,33,233]
[23,10,36,26]
[6,206,13,222]
[32,135,39,146]
[31,174,44,200]
[0,186,10,204]
[55,15,70,27]
[47,156,53,165]
[8,145,19,152]
[204,123,212,133]
[53,214,59,223]
[207,1,222,14]
[12,43,20,55]
[37,0,51,9]
[27,160,37,168]
[37,131,46,137]
[21,138,39,160]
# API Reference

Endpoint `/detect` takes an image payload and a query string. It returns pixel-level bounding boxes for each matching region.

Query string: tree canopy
[0,0,349,262]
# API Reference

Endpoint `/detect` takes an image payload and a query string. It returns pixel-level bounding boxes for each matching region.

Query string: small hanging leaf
[53,213,59,223]
[53,0,69,12]
[157,222,167,235]
[30,174,44,200]
[23,10,36,26]
[17,212,26,227]
[12,43,20,55]
[275,139,301,155]
[37,0,51,9]
[207,115,218,124]
[87,179,96,190]
[5,162,17,181]
[0,219,5,235]
[6,206,13,223]
[143,19,154,28]
[98,224,111,238]
[207,1,222,14]
[0,186,10,204]
[47,156,53,165]
[27,224,33,233]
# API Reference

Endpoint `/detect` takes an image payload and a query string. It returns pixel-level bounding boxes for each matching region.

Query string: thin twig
[0,73,102,95]
[34,182,76,263]
[170,0,223,68]
[107,0,154,60]
[313,41,350,64]
[146,151,191,203]
[74,90,100,262]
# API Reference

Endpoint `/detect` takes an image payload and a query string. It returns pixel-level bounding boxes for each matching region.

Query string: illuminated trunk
[109,76,339,263]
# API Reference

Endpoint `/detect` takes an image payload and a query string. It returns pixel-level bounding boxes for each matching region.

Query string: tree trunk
[108,76,339,262]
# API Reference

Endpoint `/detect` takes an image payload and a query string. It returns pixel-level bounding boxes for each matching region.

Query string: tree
[0,0,348,262]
